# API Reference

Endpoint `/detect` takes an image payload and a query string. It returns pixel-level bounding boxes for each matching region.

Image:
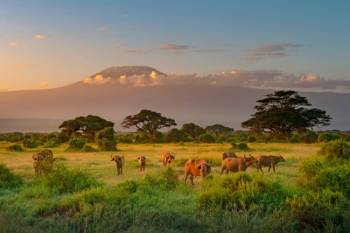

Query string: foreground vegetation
[0,141,349,233]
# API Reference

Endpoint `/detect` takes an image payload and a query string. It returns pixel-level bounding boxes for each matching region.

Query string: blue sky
[0,0,349,90]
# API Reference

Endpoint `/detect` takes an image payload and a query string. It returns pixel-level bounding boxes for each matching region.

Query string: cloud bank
[82,69,350,93]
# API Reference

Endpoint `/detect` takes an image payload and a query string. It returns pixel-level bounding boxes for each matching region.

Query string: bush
[81,144,98,152]
[95,127,117,151]
[0,164,22,189]
[45,164,100,194]
[43,139,59,148]
[0,132,24,142]
[144,168,178,190]
[231,142,250,151]
[298,158,325,188]
[66,136,87,151]
[7,144,24,152]
[318,140,350,160]
[318,133,342,143]
[286,190,346,230]
[198,174,289,211]
[299,157,350,197]
[23,138,41,148]
[290,131,318,143]
[198,133,215,143]
[117,134,136,143]
[165,129,189,143]
[318,164,350,197]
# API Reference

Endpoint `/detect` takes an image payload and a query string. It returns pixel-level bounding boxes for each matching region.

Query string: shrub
[215,134,229,143]
[81,144,98,152]
[117,180,138,193]
[43,139,60,148]
[165,129,189,142]
[7,144,24,152]
[0,132,24,142]
[198,174,289,211]
[247,136,256,143]
[298,158,325,188]
[0,164,22,189]
[144,168,178,190]
[318,133,342,143]
[318,140,350,160]
[231,142,250,151]
[95,127,117,151]
[23,138,41,148]
[318,164,350,197]
[299,157,350,197]
[198,133,215,143]
[66,136,87,151]
[45,164,100,194]
[291,131,318,143]
[286,190,346,230]
[117,134,135,143]
[302,131,318,143]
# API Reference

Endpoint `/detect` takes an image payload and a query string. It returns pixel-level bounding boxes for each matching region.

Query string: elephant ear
[197,164,202,170]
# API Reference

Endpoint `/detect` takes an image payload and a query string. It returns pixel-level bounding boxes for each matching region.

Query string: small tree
[165,128,189,142]
[122,110,176,140]
[181,123,205,140]
[59,115,114,141]
[198,133,216,143]
[67,136,87,151]
[205,124,234,136]
[95,127,117,151]
[242,90,331,140]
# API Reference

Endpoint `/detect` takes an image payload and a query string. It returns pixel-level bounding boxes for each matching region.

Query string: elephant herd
[32,150,285,185]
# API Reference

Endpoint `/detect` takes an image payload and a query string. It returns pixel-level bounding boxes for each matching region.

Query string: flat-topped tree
[122,110,176,140]
[205,124,234,136]
[181,123,205,140]
[242,90,331,140]
[59,115,114,141]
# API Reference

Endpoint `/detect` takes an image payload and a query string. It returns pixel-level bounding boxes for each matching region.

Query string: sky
[0,0,349,90]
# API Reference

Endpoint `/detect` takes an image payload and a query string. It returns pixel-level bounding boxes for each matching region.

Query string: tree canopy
[122,109,176,139]
[205,124,234,136]
[59,115,114,141]
[241,90,331,139]
[181,123,205,139]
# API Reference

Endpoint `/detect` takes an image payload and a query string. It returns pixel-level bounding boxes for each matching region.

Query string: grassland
[0,142,320,185]
[0,142,348,233]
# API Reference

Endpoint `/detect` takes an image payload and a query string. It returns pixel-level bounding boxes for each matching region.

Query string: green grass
[0,142,348,233]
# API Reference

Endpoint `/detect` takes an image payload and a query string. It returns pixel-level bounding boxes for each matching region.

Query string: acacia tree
[122,110,176,139]
[59,115,114,141]
[242,90,331,140]
[205,124,234,136]
[181,123,205,140]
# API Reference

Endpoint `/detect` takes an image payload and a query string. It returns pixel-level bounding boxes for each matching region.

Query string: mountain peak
[80,65,167,86]
[92,66,167,78]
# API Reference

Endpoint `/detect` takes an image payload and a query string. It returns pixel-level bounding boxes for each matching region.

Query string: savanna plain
[0,141,349,233]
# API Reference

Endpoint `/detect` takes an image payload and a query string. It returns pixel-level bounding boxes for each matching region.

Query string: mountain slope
[0,66,349,132]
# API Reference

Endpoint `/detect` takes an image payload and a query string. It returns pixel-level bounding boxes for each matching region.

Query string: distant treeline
[1,90,344,151]
[1,128,350,148]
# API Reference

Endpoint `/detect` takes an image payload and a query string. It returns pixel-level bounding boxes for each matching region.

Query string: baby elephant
[137,155,146,172]
[111,155,125,175]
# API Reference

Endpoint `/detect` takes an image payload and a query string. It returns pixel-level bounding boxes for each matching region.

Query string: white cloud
[83,75,112,85]
[299,73,320,82]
